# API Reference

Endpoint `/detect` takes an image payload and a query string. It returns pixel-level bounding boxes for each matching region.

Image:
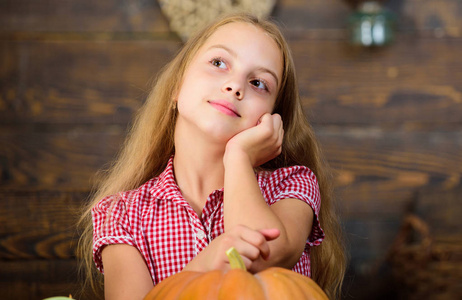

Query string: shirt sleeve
[91,193,136,274]
[262,166,325,247]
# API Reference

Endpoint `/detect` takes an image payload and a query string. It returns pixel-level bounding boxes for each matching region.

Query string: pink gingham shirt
[92,157,324,284]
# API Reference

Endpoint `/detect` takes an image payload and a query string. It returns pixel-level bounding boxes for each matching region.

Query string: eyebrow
[207,44,280,87]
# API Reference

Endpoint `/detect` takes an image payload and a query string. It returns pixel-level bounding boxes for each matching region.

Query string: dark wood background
[1,0,461,299]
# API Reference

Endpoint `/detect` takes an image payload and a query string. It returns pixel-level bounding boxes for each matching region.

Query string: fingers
[258,113,282,129]
[258,113,271,125]
[259,228,281,241]
[259,113,284,151]
[240,227,271,260]
[253,228,280,260]
[226,225,279,262]
[275,115,284,155]
[270,114,284,157]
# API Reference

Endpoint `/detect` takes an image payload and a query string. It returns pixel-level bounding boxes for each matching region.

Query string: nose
[222,80,244,100]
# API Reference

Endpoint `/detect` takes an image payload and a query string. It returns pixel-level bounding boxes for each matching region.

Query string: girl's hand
[225,113,284,167]
[183,225,280,273]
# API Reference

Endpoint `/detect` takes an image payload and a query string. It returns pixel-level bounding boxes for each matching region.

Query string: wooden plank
[292,37,462,126]
[0,259,100,300]
[276,0,462,36]
[0,39,180,125]
[0,125,124,189]
[319,128,462,217]
[400,0,462,37]
[1,0,460,34]
[0,0,170,33]
[1,37,461,126]
[0,190,88,259]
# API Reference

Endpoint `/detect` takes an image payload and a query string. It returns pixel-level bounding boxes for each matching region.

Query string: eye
[250,79,269,91]
[210,57,227,69]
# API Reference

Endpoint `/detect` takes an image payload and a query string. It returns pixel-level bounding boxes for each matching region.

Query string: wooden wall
[1,0,461,299]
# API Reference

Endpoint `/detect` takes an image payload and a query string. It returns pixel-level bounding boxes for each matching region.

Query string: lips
[208,100,241,117]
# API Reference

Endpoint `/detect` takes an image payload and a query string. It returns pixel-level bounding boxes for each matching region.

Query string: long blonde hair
[78,12,346,299]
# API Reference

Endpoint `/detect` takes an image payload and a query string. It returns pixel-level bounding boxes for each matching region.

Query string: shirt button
[196,229,206,240]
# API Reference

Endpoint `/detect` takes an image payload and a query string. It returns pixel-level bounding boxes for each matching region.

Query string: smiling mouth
[208,100,241,117]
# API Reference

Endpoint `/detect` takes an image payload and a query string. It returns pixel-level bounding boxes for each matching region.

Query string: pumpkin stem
[226,247,246,270]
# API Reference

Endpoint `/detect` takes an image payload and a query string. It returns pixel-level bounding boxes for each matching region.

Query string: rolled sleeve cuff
[93,235,136,274]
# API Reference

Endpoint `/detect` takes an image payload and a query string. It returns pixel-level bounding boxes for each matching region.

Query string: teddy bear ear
[158,0,276,42]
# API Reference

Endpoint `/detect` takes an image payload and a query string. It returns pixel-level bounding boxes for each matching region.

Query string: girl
[79,12,346,300]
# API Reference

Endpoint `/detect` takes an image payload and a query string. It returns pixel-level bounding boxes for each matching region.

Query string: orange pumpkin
[144,247,328,300]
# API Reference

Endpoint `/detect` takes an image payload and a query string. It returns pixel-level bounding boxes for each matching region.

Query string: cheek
[255,97,276,114]
[177,72,217,100]
[176,79,197,106]
[245,102,273,125]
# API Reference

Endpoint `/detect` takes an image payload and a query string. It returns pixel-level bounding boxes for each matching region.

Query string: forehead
[198,21,283,80]
[203,21,279,52]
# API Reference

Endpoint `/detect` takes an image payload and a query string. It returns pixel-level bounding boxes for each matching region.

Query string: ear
[171,87,180,103]
[170,93,177,110]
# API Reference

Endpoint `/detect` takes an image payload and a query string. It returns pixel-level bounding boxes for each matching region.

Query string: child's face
[175,21,283,144]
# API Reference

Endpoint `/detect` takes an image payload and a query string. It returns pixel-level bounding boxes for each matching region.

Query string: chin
[201,124,239,143]
[208,130,236,144]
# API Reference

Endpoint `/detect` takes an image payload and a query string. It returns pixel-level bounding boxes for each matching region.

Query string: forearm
[224,151,282,231]
[223,151,294,269]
